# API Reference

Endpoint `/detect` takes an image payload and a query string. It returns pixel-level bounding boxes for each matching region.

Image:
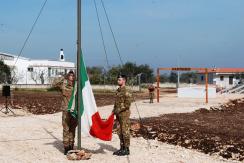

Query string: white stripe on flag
[80,80,98,136]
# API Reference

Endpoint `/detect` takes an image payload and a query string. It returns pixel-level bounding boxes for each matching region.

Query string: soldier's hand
[52,77,64,88]
[113,109,119,115]
[111,110,115,115]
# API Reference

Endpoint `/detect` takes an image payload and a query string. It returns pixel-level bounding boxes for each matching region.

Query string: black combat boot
[64,146,70,155]
[113,145,124,155]
[69,144,74,151]
[117,147,130,156]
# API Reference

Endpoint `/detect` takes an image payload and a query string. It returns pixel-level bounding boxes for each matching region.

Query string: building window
[201,76,204,81]
[27,67,33,72]
[220,76,224,81]
[229,76,234,85]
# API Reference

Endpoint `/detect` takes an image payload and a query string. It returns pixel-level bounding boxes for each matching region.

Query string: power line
[93,0,110,69]
[99,1,152,150]
[13,0,48,68]
[100,0,124,65]
[98,0,150,150]
[93,0,144,123]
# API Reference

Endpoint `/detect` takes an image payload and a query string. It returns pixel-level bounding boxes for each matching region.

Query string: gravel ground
[0,112,238,163]
[0,93,244,162]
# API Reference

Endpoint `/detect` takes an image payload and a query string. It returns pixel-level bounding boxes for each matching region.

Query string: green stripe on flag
[80,52,88,89]
[79,51,88,116]
[67,51,88,118]
[67,81,77,118]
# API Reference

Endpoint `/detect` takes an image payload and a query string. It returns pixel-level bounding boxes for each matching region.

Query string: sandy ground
[0,94,243,163]
[99,93,244,119]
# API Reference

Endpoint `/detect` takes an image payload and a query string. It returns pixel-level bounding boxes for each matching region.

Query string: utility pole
[177,55,180,89]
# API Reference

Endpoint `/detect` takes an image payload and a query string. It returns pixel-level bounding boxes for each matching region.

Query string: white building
[0,49,75,84]
[197,68,244,89]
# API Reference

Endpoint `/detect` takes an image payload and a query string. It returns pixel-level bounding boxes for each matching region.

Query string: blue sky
[0,0,244,70]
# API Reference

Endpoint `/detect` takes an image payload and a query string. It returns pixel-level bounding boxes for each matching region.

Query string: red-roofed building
[197,68,244,88]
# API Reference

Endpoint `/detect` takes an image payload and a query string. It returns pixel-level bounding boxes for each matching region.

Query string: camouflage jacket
[53,77,74,111]
[113,86,132,115]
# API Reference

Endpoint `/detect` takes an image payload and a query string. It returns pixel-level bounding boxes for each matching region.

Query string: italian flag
[67,52,114,141]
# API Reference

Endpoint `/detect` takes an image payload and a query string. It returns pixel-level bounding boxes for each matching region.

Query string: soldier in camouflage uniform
[53,71,77,155]
[112,74,132,156]
[148,84,155,103]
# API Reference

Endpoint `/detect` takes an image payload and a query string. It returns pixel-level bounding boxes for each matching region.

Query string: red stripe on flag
[89,112,114,141]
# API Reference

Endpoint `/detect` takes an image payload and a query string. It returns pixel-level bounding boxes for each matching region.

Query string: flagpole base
[67,149,92,160]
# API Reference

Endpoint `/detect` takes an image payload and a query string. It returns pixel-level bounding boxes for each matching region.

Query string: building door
[229,76,234,85]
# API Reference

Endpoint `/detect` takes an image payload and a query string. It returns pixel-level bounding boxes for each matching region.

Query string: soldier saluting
[53,71,77,155]
[113,74,132,156]
[148,84,155,103]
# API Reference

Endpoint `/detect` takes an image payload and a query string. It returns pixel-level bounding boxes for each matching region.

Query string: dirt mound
[0,91,149,115]
[131,98,244,161]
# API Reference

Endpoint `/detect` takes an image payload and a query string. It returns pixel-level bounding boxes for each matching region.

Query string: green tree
[87,66,104,84]
[169,71,177,83]
[0,60,11,84]
[137,64,154,83]
[107,66,121,84]
[121,62,137,78]
[87,62,155,85]
[120,62,154,84]
[159,73,169,83]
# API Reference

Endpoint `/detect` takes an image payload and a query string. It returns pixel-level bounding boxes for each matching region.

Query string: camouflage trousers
[116,111,131,148]
[149,92,154,103]
[62,110,77,147]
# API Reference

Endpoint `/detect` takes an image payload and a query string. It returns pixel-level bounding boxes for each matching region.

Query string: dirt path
[0,112,236,163]
[1,91,244,162]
